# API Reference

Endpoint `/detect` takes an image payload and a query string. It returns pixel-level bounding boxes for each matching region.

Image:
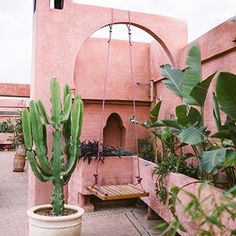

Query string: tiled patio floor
[0,151,164,236]
[0,151,28,236]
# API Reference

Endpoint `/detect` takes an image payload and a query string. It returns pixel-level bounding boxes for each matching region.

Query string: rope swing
[87,9,149,200]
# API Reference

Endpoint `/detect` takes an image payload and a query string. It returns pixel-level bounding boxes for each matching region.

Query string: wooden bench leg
[146,207,161,220]
[78,193,94,212]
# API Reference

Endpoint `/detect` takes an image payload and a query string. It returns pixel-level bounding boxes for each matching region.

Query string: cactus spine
[22,78,84,216]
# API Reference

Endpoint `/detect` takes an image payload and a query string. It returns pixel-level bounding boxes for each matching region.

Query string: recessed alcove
[103,113,126,148]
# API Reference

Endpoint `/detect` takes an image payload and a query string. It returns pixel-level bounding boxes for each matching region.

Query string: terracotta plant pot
[27,204,84,236]
[13,153,25,172]
[13,144,26,172]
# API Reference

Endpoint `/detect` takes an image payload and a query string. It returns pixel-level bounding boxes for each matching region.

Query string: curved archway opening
[103,113,126,148]
[74,21,175,88]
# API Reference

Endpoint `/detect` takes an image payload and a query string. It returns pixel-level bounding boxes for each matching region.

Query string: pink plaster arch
[73,21,175,90]
[33,1,187,102]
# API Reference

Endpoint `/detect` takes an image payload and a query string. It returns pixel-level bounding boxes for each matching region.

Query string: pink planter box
[135,158,235,236]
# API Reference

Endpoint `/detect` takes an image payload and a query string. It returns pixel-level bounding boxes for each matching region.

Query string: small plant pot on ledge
[13,144,26,172]
[27,204,84,236]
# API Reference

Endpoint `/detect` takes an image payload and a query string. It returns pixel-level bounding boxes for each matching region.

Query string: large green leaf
[216,72,236,120]
[177,125,206,145]
[190,73,215,106]
[188,107,202,126]
[160,64,183,98]
[150,101,162,122]
[211,130,231,139]
[176,105,189,126]
[224,150,236,167]
[228,124,236,147]
[212,92,222,132]
[202,148,227,174]
[182,43,201,105]
[175,105,201,127]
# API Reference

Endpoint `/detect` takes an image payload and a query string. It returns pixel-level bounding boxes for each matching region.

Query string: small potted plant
[22,78,84,236]
[11,118,26,172]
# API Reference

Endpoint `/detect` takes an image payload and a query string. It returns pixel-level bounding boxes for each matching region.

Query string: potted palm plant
[22,78,84,236]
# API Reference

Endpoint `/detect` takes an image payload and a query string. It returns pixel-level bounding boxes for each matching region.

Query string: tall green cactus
[22,78,84,216]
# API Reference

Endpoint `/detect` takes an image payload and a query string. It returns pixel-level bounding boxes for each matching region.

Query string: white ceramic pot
[27,204,84,236]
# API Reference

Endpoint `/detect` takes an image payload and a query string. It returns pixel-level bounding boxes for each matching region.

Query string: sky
[0,0,235,84]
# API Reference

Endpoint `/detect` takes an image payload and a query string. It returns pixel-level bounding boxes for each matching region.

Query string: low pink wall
[0,133,13,145]
[68,156,134,204]
[135,158,235,236]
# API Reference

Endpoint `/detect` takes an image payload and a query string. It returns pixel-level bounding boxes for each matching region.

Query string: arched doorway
[103,113,126,148]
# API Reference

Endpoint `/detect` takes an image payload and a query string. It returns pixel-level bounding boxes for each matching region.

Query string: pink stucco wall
[81,102,150,151]
[150,17,236,131]
[30,1,187,206]
[29,0,236,218]
[75,38,151,101]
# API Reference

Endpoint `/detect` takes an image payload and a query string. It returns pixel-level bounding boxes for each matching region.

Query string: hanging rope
[126,11,143,186]
[92,8,114,188]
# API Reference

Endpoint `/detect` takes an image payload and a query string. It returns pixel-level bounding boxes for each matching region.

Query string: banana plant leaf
[216,72,236,120]
[224,150,236,167]
[176,105,189,126]
[177,125,206,145]
[212,92,222,132]
[176,105,201,127]
[182,43,201,105]
[202,148,227,174]
[211,130,231,140]
[160,64,183,98]
[150,101,162,122]
[190,73,215,106]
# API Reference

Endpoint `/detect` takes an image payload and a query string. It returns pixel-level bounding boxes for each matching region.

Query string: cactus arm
[77,96,84,137]
[50,78,62,127]
[61,94,72,123]
[27,151,50,182]
[37,100,52,125]
[71,96,82,142]
[62,97,83,176]
[63,84,71,101]
[21,109,32,150]
[30,101,52,175]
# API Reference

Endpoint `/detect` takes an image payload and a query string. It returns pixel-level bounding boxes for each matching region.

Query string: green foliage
[182,42,201,105]
[22,78,84,216]
[0,119,15,133]
[80,140,133,164]
[138,138,155,163]
[202,148,227,174]
[8,118,24,149]
[164,182,236,235]
[155,154,197,203]
[216,72,236,120]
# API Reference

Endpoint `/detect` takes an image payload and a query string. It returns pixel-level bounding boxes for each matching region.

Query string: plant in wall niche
[22,78,84,216]
[80,140,133,164]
